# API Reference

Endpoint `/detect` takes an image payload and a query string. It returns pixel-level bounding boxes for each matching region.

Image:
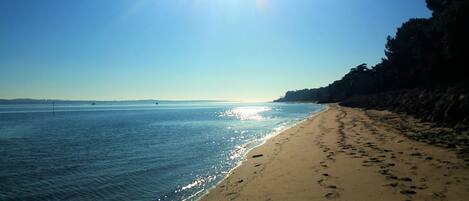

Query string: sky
[0,0,431,102]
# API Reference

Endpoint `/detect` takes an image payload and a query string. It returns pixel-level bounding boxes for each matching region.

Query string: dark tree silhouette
[275,0,469,126]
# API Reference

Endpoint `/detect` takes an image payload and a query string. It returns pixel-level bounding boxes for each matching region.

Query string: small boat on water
[91,102,96,106]
[155,102,159,105]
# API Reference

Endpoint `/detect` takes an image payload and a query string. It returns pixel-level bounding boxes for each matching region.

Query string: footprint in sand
[321,164,328,168]
[317,178,325,185]
[400,190,416,195]
[384,182,398,187]
[379,169,390,176]
[324,191,340,199]
[252,154,263,158]
[400,177,412,182]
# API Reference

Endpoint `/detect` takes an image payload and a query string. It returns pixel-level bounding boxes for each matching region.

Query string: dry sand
[200,104,469,201]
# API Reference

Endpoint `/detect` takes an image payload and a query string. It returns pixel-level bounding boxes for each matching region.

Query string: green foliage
[276,0,469,103]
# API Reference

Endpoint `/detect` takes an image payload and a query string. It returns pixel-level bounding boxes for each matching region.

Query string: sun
[256,0,268,10]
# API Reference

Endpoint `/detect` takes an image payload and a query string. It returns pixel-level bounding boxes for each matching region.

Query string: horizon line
[0,98,275,103]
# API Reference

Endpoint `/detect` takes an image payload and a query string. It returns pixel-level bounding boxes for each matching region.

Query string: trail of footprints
[314,116,342,199]
[218,125,313,200]
[217,106,467,201]
[314,107,468,200]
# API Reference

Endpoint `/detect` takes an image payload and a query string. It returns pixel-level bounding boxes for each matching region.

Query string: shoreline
[199,104,469,201]
[193,104,328,201]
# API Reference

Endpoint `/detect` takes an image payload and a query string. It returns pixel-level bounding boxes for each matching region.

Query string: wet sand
[200,104,469,201]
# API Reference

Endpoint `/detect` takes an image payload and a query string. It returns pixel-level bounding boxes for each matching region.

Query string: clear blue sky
[0,0,431,101]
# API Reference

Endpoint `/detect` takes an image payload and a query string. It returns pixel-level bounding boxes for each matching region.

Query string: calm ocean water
[0,101,323,201]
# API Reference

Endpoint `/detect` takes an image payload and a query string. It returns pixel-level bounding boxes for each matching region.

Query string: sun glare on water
[220,106,271,120]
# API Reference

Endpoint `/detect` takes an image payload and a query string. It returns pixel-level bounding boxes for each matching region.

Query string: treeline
[277,0,469,102]
[275,0,469,104]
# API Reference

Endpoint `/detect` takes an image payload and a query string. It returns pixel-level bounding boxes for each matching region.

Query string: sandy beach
[200,104,469,201]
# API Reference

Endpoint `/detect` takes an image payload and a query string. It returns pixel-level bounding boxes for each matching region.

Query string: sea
[0,101,324,201]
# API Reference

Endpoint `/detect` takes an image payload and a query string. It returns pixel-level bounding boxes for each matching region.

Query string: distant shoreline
[0,99,229,105]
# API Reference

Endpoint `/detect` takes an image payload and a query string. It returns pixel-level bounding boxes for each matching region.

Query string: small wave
[229,145,246,160]
[179,175,216,191]
[273,122,288,132]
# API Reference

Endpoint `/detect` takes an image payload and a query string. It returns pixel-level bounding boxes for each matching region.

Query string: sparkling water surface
[0,101,323,200]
